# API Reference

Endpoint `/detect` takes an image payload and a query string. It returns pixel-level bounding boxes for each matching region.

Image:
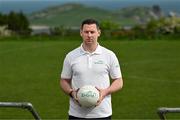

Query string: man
[60,19,123,119]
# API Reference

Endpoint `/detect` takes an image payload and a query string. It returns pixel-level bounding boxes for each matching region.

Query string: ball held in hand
[77,85,100,107]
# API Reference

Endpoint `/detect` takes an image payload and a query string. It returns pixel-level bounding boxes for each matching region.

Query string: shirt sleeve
[109,53,122,79]
[61,55,72,79]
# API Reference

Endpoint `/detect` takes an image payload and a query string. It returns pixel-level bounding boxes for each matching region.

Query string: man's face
[80,24,101,45]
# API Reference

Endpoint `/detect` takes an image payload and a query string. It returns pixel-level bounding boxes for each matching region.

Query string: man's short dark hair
[81,19,100,30]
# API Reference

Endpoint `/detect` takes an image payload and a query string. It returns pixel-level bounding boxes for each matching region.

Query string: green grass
[0,37,180,119]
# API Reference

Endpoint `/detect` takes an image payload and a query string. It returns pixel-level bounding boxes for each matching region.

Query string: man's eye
[84,31,95,34]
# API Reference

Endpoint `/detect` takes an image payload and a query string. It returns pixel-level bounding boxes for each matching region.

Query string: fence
[0,102,41,120]
[157,107,180,120]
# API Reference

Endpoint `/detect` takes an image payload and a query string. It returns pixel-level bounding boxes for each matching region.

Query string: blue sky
[0,0,179,14]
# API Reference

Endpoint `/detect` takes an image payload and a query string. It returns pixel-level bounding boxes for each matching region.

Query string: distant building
[0,26,11,36]
[122,26,132,30]
[30,25,50,35]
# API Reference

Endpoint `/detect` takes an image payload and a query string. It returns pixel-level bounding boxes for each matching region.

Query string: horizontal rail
[157,107,180,120]
[0,102,41,120]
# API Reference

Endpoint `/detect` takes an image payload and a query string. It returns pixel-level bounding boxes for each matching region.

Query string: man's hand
[70,89,81,106]
[95,87,109,106]
[96,78,123,106]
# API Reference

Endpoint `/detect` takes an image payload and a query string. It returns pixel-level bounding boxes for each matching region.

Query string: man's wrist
[68,89,74,98]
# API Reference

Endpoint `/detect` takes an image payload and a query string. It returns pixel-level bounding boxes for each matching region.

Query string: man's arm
[97,78,123,105]
[60,79,73,96]
[107,77,123,94]
[60,79,78,98]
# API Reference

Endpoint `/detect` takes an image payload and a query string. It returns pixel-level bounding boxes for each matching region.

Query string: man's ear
[80,30,83,36]
[98,30,101,36]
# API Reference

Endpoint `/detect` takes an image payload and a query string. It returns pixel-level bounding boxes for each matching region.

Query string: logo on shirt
[94,60,104,64]
[115,65,119,68]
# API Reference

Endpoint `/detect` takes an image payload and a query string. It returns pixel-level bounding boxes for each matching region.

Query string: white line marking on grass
[126,75,180,84]
[122,59,180,84]
[0,43,59,54]
[122,58,179,65]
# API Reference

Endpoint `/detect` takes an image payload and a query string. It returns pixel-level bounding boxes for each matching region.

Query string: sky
[0,0,179,14]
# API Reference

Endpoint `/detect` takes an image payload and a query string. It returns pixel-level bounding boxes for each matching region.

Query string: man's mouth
[87,39,92,41]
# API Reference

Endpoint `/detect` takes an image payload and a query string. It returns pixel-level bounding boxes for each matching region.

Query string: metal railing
[157,107,180,120]
[0,102,41,120]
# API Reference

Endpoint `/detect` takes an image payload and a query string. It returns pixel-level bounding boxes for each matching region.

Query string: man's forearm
[60,79,72,95]
[107,78,123,95]
[96,78,123,105]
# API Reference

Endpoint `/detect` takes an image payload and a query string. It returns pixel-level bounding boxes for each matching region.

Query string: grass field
[0,37,180,119]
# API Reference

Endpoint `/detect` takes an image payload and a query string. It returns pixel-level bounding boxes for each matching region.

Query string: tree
[100,20,119,30]
[152,5,162,17]
[0,13,7,25]
[100,20,120,38]
[7,11,31,35]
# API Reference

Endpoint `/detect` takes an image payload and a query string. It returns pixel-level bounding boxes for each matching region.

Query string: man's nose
[87,32,92,37]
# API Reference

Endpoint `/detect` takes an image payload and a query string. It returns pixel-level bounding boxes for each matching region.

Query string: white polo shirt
[61,44,122,118]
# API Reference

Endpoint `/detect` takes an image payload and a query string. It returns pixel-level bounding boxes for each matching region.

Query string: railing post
[0,102,41,120]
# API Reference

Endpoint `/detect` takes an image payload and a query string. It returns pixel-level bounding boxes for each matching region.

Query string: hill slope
[28,3,161,27]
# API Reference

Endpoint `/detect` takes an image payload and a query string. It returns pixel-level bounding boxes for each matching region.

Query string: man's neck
[82,43,98,53]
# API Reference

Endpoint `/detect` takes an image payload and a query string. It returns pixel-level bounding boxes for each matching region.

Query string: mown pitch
[0,38,180,119]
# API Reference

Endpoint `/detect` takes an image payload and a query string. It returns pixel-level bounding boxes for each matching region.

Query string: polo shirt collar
[80,43,102,55]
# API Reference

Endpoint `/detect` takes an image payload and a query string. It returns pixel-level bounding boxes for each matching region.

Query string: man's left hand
[95,87,109,106]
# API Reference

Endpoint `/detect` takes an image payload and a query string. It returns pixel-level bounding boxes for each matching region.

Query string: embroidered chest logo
[94,60,104,64]
[115,65,119,68]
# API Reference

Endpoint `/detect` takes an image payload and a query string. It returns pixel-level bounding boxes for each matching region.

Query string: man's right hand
[70,89,81,106]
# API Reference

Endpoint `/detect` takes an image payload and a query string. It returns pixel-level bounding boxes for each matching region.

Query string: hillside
[28,3,162,27]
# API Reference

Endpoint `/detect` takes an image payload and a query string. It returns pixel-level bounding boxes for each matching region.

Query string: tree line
[0,11,31,35]
[49,17,180,40]
[0,11,179,40]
